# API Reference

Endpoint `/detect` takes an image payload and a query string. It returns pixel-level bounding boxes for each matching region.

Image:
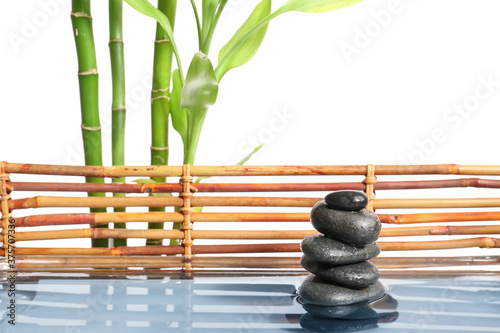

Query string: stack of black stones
[298,190,395,332]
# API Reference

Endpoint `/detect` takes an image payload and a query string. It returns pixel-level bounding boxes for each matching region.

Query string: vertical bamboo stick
[109,0,127,247]
[71,0,107,248]
[1,162,12,258]
[180,164,194,275]
[148,0,178,246]
[364,164,377,211]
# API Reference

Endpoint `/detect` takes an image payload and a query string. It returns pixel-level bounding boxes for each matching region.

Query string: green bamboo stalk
[109,0,127,247]
[149,0,177,246]
[71,0,107,248]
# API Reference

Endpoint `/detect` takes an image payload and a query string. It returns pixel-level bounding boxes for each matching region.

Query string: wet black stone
[298,274,385,306]
[302,301,378,320]
[301,235,380,266]
[310,201,381,246]
[300,313,378,333]
[301,256,380,289]
[325,191,368,212]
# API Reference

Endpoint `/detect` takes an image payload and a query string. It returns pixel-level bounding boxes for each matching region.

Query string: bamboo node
[152,88,169,93]
[430,227,448,235]
[81,124,102,131]
[78,68,98,76]
[112,107,126,112]
[109,39,123,43]
[151,96,171,103]
[154,39,170,44]
[150,146,169,151]
[71,12,92,19]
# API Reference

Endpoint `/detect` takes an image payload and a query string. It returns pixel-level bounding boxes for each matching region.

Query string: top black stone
[325,190,369,211]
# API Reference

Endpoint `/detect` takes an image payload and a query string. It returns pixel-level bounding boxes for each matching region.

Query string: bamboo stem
[8,163,500,177]
[13,225,500,241]
[8,255,499,270]
[71,0,107,247]
[6,237,500,257]
[13,212,308,227]
[375,198,500,209]
[379,211,500,224]
[11,195,500,210]
[8,177,500,193]
[109,0,127,247]
[148,0,178,246]
[12,211,500,227]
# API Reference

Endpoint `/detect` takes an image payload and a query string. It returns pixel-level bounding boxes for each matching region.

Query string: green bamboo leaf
[194,144,264,183]
[170,69,188,148]
[217,0,271,80]
[132,178,156,184]
[181,52,218,165]
[181,51,218,120]
[131,178,171,197]
[278,0,363,14]
[202,0,220,44]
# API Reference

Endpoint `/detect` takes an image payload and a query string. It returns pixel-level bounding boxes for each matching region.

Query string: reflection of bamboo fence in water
[1,162,500,271]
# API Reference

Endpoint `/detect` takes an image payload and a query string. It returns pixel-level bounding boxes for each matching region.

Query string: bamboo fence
[1,161,500,273]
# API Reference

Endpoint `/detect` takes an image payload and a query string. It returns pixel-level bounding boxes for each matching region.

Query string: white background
[1,0,500,258]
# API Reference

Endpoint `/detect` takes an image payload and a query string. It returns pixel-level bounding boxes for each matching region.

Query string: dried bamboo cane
[380,237,500,250]
[7,237,500,257]
[11,195,500,210]
[375,198,500,209]
[378,211,500,224]
[7,255,500,270]
[6,163,500,177]
[380,225,500,237]
[13,225,500,241]
[13,212,309,227]
[9,178,500,193]
[11,211,500,227]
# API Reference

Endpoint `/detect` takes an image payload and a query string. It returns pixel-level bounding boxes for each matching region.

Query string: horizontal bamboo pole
[13,225,500,241]
[375,198,500,209]
[5,162,500,177]
[379,211,500,224]
[380,225,500,237]
[381,237,500,250]
[9,196,321,210]
[10,195,500,210]
[13,212,310,227]
[7,255,500,270]
[11,211,500,228]
[4,237,500,257]
[9,178,500,193]
[14,228,184,241]
[8,181,182,193]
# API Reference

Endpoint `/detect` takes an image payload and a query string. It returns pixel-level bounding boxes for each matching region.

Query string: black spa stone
[301,301,378,320]
[298,274,385,306]
[325,190,368,211]
[301,255,380,289]
[300,313,378,333]
[301,234,381,265]
[310,201,381,246]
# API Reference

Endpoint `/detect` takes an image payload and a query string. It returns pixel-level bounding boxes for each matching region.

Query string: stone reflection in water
[299,294,399,332]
